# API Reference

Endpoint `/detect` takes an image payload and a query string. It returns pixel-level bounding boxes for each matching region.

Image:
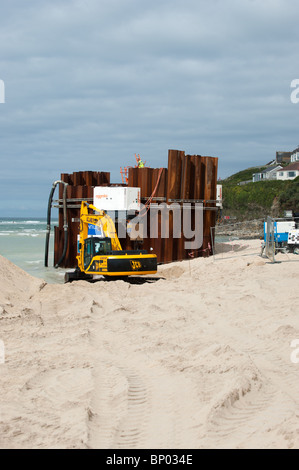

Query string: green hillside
[222,166,267,185]
[221,168,299,220]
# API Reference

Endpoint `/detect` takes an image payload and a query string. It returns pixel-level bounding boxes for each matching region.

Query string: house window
[288,171,296,177]
[279,172,284,176]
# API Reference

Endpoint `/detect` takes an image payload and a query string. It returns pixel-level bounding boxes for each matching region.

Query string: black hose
[54,183,68,268]
[44,184,56,267]
[44,181,68,268]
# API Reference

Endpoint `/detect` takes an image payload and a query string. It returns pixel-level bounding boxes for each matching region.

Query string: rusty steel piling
[53,150,218,268]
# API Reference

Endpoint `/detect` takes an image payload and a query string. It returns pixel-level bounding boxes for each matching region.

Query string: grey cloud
[0,0,299,215]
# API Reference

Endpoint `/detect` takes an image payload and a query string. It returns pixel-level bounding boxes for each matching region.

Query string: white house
[291,151,299,163]
[252,165,282,182]
[276,162,299,180]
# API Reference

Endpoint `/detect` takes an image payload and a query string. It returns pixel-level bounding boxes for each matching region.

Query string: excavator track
[64,269,93,283]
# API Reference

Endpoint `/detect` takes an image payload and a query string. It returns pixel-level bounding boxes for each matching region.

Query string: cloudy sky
[1,0,299,216]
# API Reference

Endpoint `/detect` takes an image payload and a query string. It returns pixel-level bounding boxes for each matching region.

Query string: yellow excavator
[64,201,157,283]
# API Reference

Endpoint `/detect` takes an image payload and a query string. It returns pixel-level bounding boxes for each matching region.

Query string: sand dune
[0,242,299,449]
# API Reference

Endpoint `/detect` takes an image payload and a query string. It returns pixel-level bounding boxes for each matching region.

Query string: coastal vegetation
[221,169,299,220]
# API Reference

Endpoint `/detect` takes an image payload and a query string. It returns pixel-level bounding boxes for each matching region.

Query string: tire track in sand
[204,380,293,448]
[113,369,149,449]
[87,360,201,449]
[202,334,299,448]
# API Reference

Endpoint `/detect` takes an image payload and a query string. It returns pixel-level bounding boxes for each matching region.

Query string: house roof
[279,162,299,172]
[261,165,282,174]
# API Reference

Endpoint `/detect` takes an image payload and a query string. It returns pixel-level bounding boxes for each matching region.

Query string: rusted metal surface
[155,168,167,199]
[150,209,164,263]
[53,151,218,268]
[54,171,111,268]
[180,154,191,200]
[128,167,138,187]
[201,156,218,257]
[187,155,196,201]
[167,149,183,202]
[142,168,153,199]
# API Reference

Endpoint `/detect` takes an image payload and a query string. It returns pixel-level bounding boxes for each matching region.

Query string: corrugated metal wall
[126,150,218,263]
[53,150,218,268]
[54,171,110,268]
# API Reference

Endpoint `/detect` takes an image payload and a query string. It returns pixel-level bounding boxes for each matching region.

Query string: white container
[93,186,140,211]
[276,221,295,233]
[263,221,295,234]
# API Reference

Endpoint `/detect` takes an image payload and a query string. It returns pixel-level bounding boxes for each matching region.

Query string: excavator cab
[83,237,112,269]
[94,238,112,255]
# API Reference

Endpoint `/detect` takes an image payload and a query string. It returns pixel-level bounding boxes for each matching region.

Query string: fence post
[265,216,275,263]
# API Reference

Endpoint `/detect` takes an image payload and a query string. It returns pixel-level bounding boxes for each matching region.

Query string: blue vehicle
[263,221,295,244]
[263,219,299,254]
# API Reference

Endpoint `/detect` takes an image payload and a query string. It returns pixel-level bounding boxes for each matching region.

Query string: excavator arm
[78,201,122,248]
[77,201,123,272]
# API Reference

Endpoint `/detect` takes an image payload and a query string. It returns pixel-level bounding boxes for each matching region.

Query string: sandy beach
[1,239,299,449]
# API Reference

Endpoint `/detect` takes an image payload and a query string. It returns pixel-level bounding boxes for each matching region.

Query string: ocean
[0,218,66,284]
[0,218,239,285]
